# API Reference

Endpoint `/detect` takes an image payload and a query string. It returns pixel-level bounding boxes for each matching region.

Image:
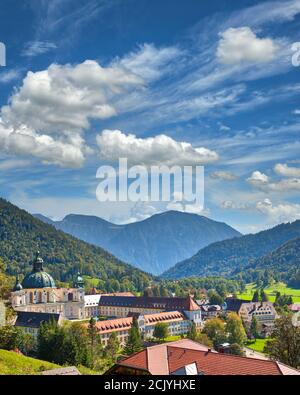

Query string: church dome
[21,251,56,289]
[13,275,23,291]
[22,271,56,289]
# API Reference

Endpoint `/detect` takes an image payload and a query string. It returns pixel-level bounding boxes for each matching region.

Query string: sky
[0,0,300,234]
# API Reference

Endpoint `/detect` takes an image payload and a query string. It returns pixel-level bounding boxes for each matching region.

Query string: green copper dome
[21,251,56,289]
[13,275,23,291]
[74,271,84,288]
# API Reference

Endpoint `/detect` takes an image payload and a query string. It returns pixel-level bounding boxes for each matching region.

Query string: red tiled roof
[167,347,282,375]
[86,311,186,335]
[91,317,133,334]
[119,350,149,372]
[144,311,185,324]
[114,340,300,375]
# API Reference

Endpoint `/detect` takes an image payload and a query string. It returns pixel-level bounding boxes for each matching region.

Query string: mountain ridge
[162,220,300,279]
[0,198,153,291]
[35,210,241,275]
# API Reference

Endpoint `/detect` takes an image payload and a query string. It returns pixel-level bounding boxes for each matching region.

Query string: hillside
[251,237,300,272]
[0,198,153,291]
[0,349,60,375]
[35,210,241,275]
[162,220,300,279]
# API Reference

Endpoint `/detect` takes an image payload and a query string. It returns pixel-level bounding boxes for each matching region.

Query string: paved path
[244,347,269,360]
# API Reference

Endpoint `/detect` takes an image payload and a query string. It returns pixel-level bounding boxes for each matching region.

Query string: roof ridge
[167,345,279,364]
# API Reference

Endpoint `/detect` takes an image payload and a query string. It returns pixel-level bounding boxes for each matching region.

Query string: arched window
[29,292,33,304]
[68,293,73,302]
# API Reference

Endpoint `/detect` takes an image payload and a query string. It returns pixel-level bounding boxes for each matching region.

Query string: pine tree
[105,332,120,361]
[124,317,142,355]
[88,317,98,368]
[187,322,198,341]
[252,290,260,302]
[260,289,269,302]
[250,315,259,340]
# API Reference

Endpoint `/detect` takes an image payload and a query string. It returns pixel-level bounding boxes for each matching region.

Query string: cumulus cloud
[247,170,269,186]
[0,60,143,167]
[217,27,277,64]
[256,198,300,223]
[0,121,87,168]
[274,163,300,177]
[2,60,142,134]
[247,170,300,191]
[96,129,219,166]
[210,170,238,181]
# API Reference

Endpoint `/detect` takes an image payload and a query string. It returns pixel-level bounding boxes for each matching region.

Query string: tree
[202,318,226,347]
[195,333,213,347]
[38,319,91,367]
[0,325,26,351]
[260,289,269,302]
[87,317,98,368]
[229,343,245,356]
[105,332,120,361]
[208,290,224,305]
[226,312,247,346]
[124,317,142,355]
[153,323,169,341]
[264,314,300,369]
[252,290,260,302]
[187,322,197,341]
[250,315,259,340]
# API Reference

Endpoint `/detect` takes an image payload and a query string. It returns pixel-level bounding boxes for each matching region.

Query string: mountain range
[34,211,241,275]
[0,198,152,291]
[162,220,300,279]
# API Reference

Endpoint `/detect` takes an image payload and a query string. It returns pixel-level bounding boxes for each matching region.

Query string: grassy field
[0,349,100,375]
[246,339,269,353]
[238,282,300,303]
[0,349,61,375]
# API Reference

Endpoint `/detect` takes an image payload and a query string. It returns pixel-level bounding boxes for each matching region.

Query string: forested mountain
[0,198,153,292]
[35,210,241,275]
[162,220,300,279]
[248,237,300,287]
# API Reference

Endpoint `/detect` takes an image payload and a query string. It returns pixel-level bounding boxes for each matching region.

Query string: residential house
[106,339,300,375]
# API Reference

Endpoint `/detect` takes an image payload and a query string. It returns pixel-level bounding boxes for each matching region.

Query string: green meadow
[238,282,300,303]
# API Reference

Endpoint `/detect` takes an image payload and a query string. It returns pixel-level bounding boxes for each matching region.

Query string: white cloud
[0,60,143,167]
[115,43,182,82]
[0,121,87,168]
[0,69,22,84]
[256,198,300,223]
[96,129,219,166]
[0,158,31,171]
[210,171,238,181]
[247,170,269,186]
[221,200,250,210]
[2,60,142,134]
[274,163,300,177]
[247,170,300,192]
[217,27,277,64]
[21,41,57,57]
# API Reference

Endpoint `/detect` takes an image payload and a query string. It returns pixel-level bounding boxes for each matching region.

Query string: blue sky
[0,0,300,233]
